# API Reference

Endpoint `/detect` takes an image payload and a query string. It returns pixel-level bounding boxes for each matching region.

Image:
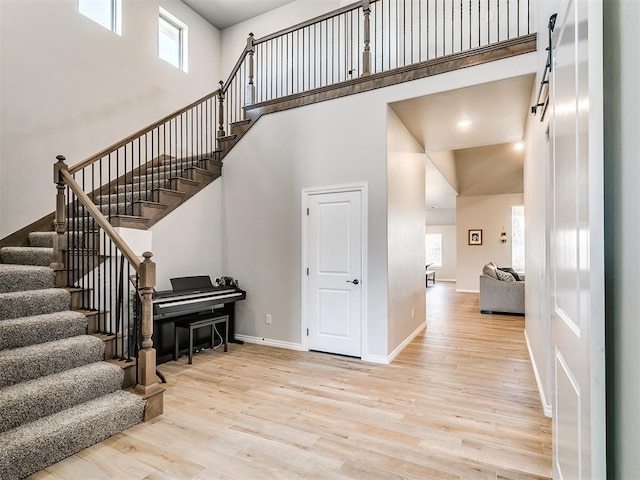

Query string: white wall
[604,0,640,476]
[456,193,523,292]
[387,108,426,354]
[220,53,536,357]
[426,207,456,225]
[0,0,221,237]
[150,181,223,291]
[426,225,456,281]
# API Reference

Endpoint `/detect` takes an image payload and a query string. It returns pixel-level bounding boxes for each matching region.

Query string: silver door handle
[346,279,360,285]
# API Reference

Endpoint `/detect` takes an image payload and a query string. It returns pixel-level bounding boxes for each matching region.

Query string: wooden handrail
[254,0,372,45]
[60,167,141,271]
[222,44,251,93]
[69,89,220,174]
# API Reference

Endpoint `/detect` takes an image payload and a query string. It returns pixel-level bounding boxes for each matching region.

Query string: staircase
[0,232,145,480]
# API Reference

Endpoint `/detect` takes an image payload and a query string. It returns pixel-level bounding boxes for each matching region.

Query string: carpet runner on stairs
[0,230,145,480]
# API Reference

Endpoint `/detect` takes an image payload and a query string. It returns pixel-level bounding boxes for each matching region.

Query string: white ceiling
[390,74,534,211]
[181,0,297,30]
[390,75,535,153]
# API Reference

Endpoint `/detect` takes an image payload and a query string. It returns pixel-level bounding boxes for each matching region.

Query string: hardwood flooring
[29,282,551,479]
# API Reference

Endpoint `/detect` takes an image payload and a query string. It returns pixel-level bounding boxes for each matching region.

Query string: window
[511,205,525,272]
[425,233,443,268]
[78,0,121,35]
[159,8,188,72]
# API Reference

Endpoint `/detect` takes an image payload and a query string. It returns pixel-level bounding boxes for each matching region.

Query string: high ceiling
[181,0,297,30]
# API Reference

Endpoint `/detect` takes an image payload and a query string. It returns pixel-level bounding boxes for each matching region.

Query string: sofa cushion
[499,266,521,281]
[482,263,498,279]
[496,269,516,282]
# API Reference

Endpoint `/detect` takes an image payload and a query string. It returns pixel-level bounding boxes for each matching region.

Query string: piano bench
[174,315,229,365]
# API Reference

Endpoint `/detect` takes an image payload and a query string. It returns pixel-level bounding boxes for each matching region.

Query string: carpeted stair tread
[0,288,70,320]
[0,335,104,388]
[0,311,87,350]
[0,390,145,480]
[0,246,53,266]
[0,264,54,293]
[94,189,155,205]
[28,231,56,248]
[0,361,124,433]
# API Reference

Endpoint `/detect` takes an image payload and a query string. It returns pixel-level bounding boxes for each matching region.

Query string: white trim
[456,288,479,293]
[235,335,304,351]
[435,278,456,283]
[301,182,369,358]
[362,321,426,365]
[524,329,553,417]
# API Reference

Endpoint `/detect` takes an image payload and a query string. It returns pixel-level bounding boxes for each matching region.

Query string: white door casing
[550,0,606,478]
[302,185,367,358]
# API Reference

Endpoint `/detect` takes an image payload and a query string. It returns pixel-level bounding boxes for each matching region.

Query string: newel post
[362,0,371,76]
[246,32,256,107]
[217,80,225,138]
[52,155,68,283]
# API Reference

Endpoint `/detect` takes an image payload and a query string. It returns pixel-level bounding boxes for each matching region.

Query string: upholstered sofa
[479,263,525,315]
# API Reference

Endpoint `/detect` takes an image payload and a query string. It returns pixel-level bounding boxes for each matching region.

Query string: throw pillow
[496,269,516,282]
[482,264,498,279]
[498,267,521,281]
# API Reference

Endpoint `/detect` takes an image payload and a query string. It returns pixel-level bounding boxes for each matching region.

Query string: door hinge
[306,268,309,275]
[306,207,309,215]
[307,328,309,336]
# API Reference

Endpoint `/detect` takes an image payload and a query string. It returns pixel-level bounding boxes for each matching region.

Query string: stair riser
[0,362,124,434]
[0,267,55,294]
[0,289,70,321]
[0,336,105,388]
[0,248,53,267]
[0,313,87,351]
[0,391,145,480]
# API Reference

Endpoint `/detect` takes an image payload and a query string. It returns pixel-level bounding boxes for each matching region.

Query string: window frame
[78,0,122,35]
[158,8,188,72]
[511,205,525,272]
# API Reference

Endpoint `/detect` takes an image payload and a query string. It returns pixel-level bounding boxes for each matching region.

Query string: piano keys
[153,275,246,364]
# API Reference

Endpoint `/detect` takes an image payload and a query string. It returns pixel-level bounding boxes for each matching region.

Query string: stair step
[0,390,145,480]
[218,134,237,143]
[0,288,70,321]
[0,264,55,293]
[94,189,156,205]
[230,119,252,127]
[0,246,53,266]
[0,335,104,388]
[0,361,124,434]
[0,310,87,350]
[28,231,56,248]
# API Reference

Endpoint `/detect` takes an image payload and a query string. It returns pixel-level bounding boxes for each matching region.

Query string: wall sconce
[500,228,508,243]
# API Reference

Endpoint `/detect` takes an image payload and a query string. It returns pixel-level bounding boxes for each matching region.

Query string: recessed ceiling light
[514,142,525,151]
[457,120,472,128]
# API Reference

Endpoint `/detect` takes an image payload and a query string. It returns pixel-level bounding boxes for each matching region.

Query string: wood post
[136,251,163,419]
[217,80,225,138]
[52,155,67,280]
[362,0,371,76]
[246,33,256,107]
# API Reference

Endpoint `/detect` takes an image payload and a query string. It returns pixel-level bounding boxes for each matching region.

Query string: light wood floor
[30,283,551,479]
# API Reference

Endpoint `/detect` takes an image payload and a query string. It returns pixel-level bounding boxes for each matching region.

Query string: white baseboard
[524,329,553,417]
[235,334,304,351]
[436,278,456,283]
[456,288,479,293]
[362,321,426,365]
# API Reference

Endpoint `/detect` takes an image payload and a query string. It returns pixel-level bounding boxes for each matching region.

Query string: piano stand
[174,315,228,365]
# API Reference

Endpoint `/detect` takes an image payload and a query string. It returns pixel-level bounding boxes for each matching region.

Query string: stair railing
[236,0,531,107]
[53,156,160,409]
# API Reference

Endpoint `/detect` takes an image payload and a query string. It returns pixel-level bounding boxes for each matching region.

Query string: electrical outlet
[266,314,272,324]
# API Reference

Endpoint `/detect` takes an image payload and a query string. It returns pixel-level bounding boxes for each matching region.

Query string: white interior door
[550,1,605,478]
[307,190,362,357]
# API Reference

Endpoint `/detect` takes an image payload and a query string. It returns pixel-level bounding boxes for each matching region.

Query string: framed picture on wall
[468,229,483,245]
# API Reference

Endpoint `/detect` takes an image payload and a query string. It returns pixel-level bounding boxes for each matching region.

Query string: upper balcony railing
[221,0,530,119]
